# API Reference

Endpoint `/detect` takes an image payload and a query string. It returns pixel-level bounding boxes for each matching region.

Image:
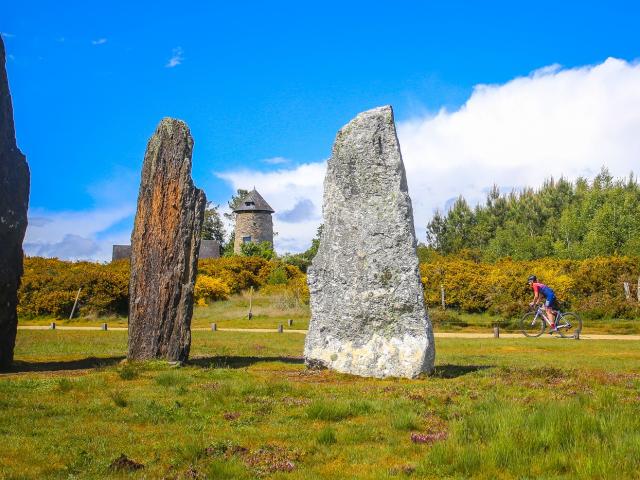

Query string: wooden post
[440,284,445,310]
[49,322,56,330]
[69,287,82,320]
[623,282,631,301]
[637,276,640,302]
[278,323,283,333]
[101,323,108,331]
[211,323,217,331]
[493,325,500,338]
[248,286,253,320]
[287,319,293,327]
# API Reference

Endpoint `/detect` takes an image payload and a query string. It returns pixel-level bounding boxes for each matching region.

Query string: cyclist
[528,275,559,332]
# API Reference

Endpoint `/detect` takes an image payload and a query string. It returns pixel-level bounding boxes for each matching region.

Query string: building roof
[232,189,275,213]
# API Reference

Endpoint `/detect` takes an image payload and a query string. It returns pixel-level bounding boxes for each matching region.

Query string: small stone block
[287,319,293,327]
[211,323,217,331]
[493,326,500,338]
[278,324,284,333]
[50,322,56,330]
[101,323,108,331]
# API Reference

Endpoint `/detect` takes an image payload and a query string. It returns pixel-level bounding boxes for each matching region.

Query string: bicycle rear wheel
[520,312,544,337]
[557,312,582,339]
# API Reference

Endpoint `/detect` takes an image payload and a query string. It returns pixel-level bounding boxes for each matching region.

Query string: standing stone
[0,37,30,371]
[128,118,206,362]
[304,105,435,378]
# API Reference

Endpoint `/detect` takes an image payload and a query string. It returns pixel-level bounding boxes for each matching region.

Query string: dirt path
[16,325,640,340]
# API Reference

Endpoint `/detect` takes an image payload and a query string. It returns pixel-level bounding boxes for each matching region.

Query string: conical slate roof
[232,189,275,213]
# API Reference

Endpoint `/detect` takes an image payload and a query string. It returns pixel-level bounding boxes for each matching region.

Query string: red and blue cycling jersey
[532,282,557,307]
[531,282,554,298]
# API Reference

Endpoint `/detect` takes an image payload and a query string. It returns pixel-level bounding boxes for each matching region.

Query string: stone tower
[233,189,275,254]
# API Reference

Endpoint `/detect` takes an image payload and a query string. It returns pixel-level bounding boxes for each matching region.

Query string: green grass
[306,400,374,421]
[191,290,310,330]
[1,330,639,478]
[316,427,337,445]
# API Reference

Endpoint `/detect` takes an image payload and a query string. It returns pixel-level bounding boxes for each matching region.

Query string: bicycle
[520,304,582,339]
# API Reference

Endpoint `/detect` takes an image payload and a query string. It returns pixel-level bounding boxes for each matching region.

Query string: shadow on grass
[431,364,494,379]
[5,357,493,379]
[6,356,125,374]
[189,355,305,369]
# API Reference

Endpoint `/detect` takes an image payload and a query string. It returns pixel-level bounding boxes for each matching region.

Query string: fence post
[248,286,253,320]
[101,323,107,331]
[278,323,283,333]
[287,319,293,327]
[493,325,500,338]
[69,287,82,320]
[440,284,446,310]
[637,276,640,302]
[211,323,217,331]
[623,282,631,301]
[49,322,56,330]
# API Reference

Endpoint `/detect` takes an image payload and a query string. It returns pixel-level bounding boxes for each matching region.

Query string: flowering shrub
[18,255,640,319]
[421,254,640,319]
[19,256,306,318]
[260,275,310,308]
[194,275,231,305]
[18,257,129,318]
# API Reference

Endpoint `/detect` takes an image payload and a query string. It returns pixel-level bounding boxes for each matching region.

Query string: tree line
[425,168,640,261]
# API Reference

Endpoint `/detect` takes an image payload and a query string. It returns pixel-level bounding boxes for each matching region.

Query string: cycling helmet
[527,275,537,283]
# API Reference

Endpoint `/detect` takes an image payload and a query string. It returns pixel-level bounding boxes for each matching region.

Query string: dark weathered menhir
[0,37,30,371]
[128,118,206,362]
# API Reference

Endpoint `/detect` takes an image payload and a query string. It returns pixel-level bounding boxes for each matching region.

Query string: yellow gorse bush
[18,257,129,318]
[421,254,640,318]
[19,254,640,319]
[19,256,306,319]
[194,275,231,304]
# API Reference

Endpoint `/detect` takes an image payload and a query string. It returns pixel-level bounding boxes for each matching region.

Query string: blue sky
[3,1,640,259]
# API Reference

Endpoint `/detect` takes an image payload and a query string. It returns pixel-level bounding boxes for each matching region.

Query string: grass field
[17,290,640,335]
[1,330,639,479]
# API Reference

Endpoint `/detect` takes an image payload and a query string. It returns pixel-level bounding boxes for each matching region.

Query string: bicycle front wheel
[520,312,545,337]
[557,312,582,339]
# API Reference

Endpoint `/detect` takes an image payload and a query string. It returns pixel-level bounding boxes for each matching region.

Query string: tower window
[245,201,255,206]
[242,236,252,243]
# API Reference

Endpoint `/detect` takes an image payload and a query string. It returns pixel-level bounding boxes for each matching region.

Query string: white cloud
[166,47,184,68]
[24,168,138,262]
[216,57,640,252]
[278,198,316,223]
[91,38,108,45]
[26,234,102,259]
[24,205,134,261]
[262,156,290,165]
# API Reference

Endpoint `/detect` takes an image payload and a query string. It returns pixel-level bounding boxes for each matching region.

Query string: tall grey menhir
[304,105,435,378]
[0,37,30,371]
[128,118,206,362]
